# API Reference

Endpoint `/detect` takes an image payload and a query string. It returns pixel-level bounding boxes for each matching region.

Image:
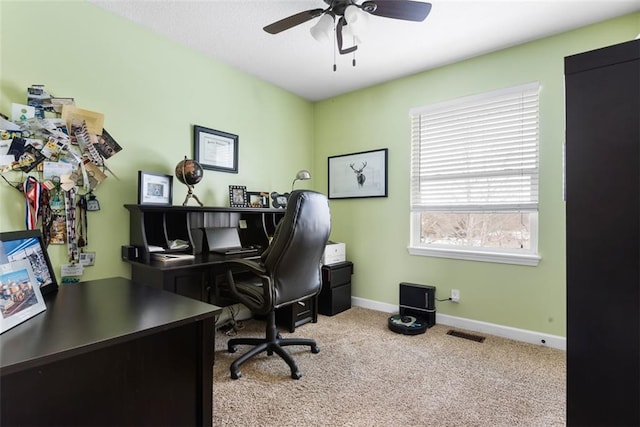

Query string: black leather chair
[221,190,331,379]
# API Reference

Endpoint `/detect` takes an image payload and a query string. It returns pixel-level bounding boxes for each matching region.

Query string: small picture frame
[194,125,239,173]
[0,259,47,334]
[229,185,247,207]
[247,191,270,208]
[328,148,388,199]
[0,229,58,295]
[138,171,173,205]
[271,192,289,209]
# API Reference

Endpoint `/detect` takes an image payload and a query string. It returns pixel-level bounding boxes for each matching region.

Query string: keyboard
[212,247,259,255]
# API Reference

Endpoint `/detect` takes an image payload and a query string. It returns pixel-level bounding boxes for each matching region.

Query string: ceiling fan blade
[367,0,432,22]
[263,9,325,34]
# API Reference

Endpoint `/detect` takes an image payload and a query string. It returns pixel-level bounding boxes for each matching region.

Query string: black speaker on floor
[399,282,435,328]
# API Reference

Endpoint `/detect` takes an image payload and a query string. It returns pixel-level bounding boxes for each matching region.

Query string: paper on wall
[11,103,35,122]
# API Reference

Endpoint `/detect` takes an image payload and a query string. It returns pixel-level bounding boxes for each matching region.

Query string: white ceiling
[89,0,640,101]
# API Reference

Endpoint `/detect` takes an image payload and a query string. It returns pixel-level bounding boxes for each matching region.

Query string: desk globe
[175,157,204,206]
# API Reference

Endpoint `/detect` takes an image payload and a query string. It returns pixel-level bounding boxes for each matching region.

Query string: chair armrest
[219,259,273,313]
[221,258,267,276]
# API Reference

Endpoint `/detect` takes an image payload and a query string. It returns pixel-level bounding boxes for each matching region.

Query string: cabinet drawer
[322,262,353,288]
[319,283,351,316]
[293,298,312,319]
[171,270,209,302]
[276,297,317,332]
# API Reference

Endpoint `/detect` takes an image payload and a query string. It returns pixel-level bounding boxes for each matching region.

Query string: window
[409,82,541,266]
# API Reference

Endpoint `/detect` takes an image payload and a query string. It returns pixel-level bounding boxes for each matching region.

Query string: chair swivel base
[228,335,320,379]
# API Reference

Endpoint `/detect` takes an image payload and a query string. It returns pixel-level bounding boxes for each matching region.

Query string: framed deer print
[328,148,388,199]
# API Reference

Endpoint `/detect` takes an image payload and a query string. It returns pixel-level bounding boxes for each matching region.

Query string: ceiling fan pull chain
[352,35,356,67]
[333,23,337,72]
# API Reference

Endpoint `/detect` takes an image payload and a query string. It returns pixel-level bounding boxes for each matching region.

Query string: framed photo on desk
[138,171,173,205]
[0,260,47,334]
[229,185,247,207]
[0,229,58,295]
[247,191,270,208]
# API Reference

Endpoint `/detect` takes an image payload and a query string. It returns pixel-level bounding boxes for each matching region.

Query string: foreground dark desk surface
[0,277,221,426]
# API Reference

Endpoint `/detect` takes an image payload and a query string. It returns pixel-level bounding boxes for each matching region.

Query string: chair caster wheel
[228,345,237,353]
[291,371,302,380]
[311,345,320,354]
[231,370,241,380]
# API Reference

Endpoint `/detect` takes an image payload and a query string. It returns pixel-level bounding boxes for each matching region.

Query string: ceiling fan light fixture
[310,13,334,43]
[344,5,368,37]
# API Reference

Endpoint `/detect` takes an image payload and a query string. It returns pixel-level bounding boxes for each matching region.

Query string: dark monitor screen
[205,227,242,251]
[0,229,58,295]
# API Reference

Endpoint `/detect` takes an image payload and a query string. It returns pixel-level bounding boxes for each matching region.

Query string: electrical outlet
[451,289,460,303]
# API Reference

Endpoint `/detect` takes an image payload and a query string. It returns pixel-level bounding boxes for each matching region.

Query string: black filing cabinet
[318,262,353,316]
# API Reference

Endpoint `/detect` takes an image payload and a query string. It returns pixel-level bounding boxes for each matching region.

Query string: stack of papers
[151,253,195,263]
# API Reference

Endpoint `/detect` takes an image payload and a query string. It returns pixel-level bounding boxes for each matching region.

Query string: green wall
[314,13,639,336]
[1,1,638,337]
[0,1,314,280]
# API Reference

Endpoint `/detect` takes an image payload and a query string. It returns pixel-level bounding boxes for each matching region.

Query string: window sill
[407,246,541,266]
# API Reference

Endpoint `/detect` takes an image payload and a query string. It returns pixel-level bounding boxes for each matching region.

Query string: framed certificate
[194,125,238,173]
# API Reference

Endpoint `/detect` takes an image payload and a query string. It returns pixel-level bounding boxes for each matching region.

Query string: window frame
[408,82,541,266]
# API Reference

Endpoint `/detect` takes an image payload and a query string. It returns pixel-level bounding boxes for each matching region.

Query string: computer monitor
[0,229,58,295]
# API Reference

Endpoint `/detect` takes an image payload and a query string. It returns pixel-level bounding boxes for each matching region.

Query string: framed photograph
[0,259,47,334]
[328,148,388,199]
[271,192,289,209]
[0,229,58,295]
[138,171,173,205]
[247,191,270,208]
[194,125,238,173]
[229,185,247,207]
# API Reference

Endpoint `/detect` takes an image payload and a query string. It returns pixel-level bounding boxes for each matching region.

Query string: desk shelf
[125,204,284,263]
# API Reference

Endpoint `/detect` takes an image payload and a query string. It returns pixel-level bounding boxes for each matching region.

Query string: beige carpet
[213,307,565,426]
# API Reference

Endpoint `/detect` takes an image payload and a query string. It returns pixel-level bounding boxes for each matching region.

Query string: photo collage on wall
[0,84,123,277]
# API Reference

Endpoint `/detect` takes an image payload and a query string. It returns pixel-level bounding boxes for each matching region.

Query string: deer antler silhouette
[349,162,367,187]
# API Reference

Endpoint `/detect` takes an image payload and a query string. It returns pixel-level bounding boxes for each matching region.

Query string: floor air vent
[446,329,486,343]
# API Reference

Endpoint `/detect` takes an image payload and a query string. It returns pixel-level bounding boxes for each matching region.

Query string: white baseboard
[351,296,566,351]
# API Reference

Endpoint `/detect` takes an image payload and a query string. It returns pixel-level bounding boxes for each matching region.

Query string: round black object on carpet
[388,314,428,335]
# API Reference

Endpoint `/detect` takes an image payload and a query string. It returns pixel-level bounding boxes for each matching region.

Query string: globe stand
[175,156,204,207]
[182,185,203,207]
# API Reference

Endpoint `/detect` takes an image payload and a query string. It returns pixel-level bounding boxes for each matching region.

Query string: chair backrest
[261,190,331,308]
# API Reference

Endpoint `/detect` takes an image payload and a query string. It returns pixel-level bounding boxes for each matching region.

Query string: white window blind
[410,82,540,213]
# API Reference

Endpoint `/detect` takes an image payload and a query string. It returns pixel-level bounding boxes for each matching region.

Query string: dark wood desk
[129,253,259,305]
[125,203,280,305]
[129,256,318,332]
[124,203,316,330]
[0,277,220,427]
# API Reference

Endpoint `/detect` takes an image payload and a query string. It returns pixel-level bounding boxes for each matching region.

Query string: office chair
[220,190,331,379]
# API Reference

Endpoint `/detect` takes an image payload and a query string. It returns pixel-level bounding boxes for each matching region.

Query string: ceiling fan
[264,0,433,61]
